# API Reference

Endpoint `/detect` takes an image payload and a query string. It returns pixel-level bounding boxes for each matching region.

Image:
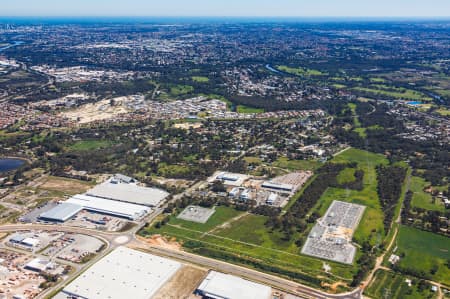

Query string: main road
[0,221,362,299]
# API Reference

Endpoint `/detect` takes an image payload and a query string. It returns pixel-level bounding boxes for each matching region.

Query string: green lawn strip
[352,86,432,102]
[68,140,113,151]
[191,76,210,83]
[236,105,264,113]
[276,65,325,76]
[348,103,362,127]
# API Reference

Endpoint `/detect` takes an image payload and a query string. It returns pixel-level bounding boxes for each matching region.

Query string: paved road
[0,222,363,299]
[133,244,362,299]
[0,174,365,299]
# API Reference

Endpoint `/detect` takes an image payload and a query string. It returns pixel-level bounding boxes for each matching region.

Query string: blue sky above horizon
[1,0,450,17]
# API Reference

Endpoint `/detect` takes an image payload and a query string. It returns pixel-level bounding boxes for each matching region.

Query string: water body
[0,41,23,53]
[265,64,282,74]
[0,158,25,173]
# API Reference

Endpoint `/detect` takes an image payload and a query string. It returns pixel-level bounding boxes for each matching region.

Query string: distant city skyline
[1,0,450,18]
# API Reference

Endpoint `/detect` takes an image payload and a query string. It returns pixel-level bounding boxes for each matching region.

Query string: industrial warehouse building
[86,180,169,207]
[37,174,168,222]
[39,194,151,222]
[65,194,151,220]
[261,181,294,193]
[60,247,181,299]
[196,271,272,299]
[39,203,83,222]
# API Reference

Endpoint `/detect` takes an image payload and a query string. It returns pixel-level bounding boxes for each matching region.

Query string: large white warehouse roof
[86,181,169,207]
[66,194,151,220]
[197,271,272,299]
[39,203,83,222]
[62,247,181,299]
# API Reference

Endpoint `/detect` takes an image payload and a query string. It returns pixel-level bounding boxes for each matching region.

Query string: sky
[1,0,450,18]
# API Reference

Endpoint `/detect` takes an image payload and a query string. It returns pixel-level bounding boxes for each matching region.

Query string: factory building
[39,203,83,222]
[266,193,278,205]
[66,194,151,220]
[60,247,181,299]
[239,189,252,201]
[86,180,169,207]
[261,181,294,193]
[9,235,40,248]
[196,271,272,299]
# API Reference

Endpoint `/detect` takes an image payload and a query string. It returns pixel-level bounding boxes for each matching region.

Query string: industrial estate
[0,11,449,299]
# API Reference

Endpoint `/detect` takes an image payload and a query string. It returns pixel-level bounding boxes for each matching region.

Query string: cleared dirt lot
[39,176,93,194]
[152,265,207,299]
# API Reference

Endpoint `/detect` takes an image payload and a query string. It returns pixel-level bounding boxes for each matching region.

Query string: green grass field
[191,76,210,83]
[394,226,450,285]
[353,86,432,102]
[410,176,446,212]
[435,108,450,116]
[243,156,263,165]
[354,127,367,138]
[157,163,192,178]
[277,65,325,76]
[168,206,243,232]
[170,84,194,96]
[332,83,346,89]
[313,149,389,246]
[68,140,112,151]
[272,157,321,171]
[143,206,357,289]
[365,270,437,299]
[236,105,264,113]
[336,167,357,184]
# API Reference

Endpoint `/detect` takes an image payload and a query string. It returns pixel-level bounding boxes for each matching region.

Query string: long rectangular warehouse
[61,247,181,299]
[86,181,169,207]
[39,203,83,222]
[66,194,151,221]
[196,271,272,299]
[261,181,293,193]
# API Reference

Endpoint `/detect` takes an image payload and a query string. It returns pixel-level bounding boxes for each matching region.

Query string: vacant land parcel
[365,270,438,299]
[142,206,358,291]
[393,226,450,285]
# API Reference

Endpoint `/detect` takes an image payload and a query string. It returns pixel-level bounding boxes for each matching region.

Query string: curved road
[0,222,363,299]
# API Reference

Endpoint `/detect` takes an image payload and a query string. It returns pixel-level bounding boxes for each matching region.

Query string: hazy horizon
[1,0,450,18]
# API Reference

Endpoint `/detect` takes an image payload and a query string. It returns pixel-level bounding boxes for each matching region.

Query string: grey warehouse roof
[86,181,169,207]
[39,203,83,222]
